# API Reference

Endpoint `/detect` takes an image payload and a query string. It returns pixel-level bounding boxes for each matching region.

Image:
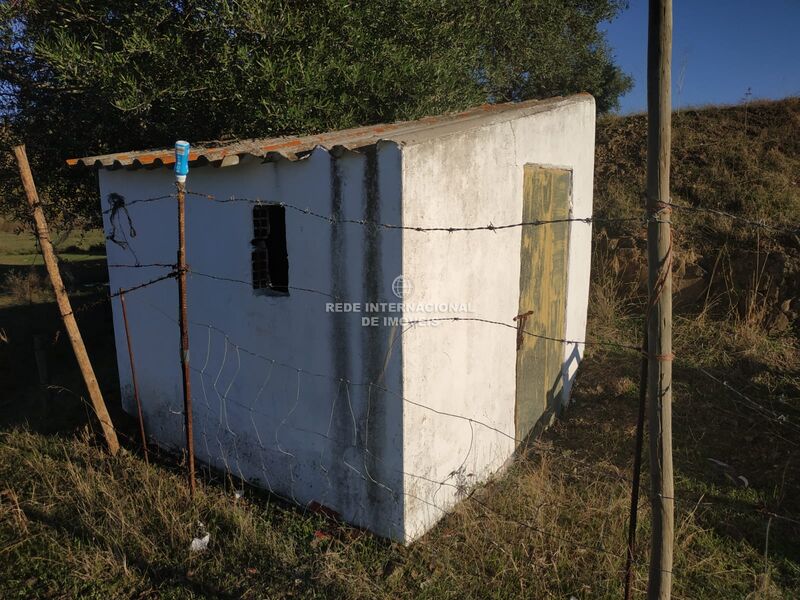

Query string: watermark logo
[325,274,474,327]
[391,275,412,299]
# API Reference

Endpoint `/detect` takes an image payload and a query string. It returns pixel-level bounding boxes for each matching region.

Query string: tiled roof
[66,94,591,170]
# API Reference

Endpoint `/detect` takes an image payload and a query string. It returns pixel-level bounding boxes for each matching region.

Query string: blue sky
[602,1,800,114]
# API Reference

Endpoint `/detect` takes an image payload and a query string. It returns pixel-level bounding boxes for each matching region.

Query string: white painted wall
[100,146,406,539]
[98,96,595,544]
[399,96,595,542]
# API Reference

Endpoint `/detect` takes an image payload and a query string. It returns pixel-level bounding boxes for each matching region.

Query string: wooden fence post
[646,0,675,597]
[13,144,120,455]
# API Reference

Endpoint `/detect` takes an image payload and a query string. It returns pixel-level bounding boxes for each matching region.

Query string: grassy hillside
[597,98,800,229]
[595,98,800,329]
[0,99,798,599]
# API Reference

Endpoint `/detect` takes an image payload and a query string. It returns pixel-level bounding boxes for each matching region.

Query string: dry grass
[2,383,795,599]
[4,291,800,600]
[596,98,800,235]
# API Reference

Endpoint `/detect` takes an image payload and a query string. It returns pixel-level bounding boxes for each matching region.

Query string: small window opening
[251,205,289,294]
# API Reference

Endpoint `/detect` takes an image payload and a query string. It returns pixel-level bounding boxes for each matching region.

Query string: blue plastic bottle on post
[175,141,190,182]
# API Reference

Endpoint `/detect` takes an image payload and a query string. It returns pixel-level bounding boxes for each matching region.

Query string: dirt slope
[593,97,800,333]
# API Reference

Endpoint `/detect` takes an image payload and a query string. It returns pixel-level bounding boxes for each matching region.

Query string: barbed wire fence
[93,186,654,566]
[14,183,800,591]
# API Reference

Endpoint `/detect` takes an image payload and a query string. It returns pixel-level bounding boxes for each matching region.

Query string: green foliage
[1,0,630,224]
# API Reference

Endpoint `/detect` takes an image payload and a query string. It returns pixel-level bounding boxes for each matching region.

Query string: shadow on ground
[548,342,800,578]
[0,257,136,438]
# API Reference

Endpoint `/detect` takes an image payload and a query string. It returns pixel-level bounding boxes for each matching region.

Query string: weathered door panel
[515,165,571,441]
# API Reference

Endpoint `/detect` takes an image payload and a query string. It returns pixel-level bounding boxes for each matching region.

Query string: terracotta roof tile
[66,94,592,169]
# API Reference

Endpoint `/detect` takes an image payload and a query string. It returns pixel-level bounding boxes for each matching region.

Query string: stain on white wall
[399,98,595,541]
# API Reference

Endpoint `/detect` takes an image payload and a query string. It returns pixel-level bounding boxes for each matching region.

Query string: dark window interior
[251,205,289,294]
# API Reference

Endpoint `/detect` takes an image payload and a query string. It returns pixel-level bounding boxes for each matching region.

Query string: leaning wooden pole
[175,141,196,498]
[646,1,674,598]
[12,145,120,455]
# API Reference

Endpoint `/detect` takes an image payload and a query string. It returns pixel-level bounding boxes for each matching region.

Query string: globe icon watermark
[324,273,475,327]
[391,275,413,299]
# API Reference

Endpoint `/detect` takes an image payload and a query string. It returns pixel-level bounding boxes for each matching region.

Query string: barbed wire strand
[665,200,800,235]
[98,190,797,234]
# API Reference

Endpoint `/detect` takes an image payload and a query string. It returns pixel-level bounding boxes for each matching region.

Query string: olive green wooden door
[515,165,571,441]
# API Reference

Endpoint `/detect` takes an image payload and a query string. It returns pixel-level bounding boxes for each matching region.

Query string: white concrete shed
[70,93,596,543]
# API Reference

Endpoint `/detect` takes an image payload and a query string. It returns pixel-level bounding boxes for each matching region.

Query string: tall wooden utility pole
[646,0,674,598]
[13,145,120,455]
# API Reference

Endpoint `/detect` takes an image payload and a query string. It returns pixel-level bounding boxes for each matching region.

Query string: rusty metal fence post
[175,141,196,497]
[624,329,649,600]
[120,291,149,464]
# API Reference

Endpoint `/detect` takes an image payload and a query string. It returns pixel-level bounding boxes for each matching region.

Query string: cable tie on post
[653,200,673,214]
[641,192,673,215]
